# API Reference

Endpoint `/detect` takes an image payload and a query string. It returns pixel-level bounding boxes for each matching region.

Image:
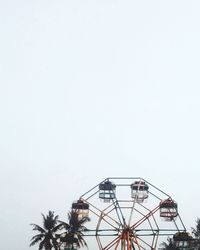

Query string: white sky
[1,1,200,249]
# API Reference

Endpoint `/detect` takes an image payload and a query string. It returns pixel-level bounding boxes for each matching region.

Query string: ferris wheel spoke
[135,236,152,249]
[84,199,121,230]
[114,237,121,250]
[90,207,120,232]
[111,198,127,229]
[137,202,160,230]
[132,236,144,250]
[128,195,138,226]
[96,213,120,235]
[103,198,126,229]
[128,178,145,226]
[131,205,160,230]
[102,235,121,250]
[132,204,159,234]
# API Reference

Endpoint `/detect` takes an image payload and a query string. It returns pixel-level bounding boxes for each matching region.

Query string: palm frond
[77,233,88,248]
[30,234,44,247]
[30,224,46,233]
[58,220,70,230]
[52,222,64,232]
[42,211,58,230]
[30,233,45,241]
[79,216,90,224]
[38,239,45,250]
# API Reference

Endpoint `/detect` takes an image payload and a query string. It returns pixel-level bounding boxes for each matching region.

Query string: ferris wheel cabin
[159,198,178,221]
[99,181,116,202]
[173,232,193,249]
[130,181,149,202]
[72,199,89,219]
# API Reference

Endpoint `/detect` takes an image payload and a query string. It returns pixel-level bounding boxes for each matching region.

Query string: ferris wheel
[70,177,189,250]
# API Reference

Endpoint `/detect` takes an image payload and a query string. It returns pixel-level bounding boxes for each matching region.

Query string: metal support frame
[74,177,187,250]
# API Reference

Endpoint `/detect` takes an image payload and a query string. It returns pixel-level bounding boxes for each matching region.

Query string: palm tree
[59,211,90,249]
[30,211,63,250]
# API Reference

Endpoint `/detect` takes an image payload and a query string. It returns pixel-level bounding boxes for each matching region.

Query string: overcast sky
[1,1,200,250]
